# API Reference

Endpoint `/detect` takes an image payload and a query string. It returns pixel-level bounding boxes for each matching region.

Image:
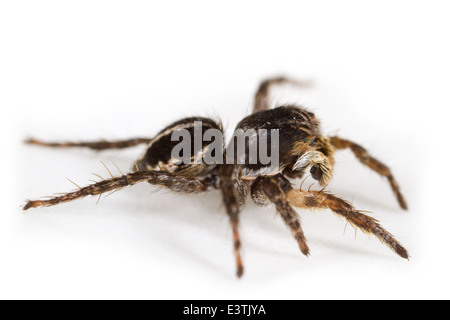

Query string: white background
[1,1,449,299]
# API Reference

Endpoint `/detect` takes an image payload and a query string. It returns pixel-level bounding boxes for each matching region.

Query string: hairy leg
[23,170,216,210]
[253,77,311,113]
[286,188,409,259]
[252,176,310,256]
[219,165,244,278]
[329,136,407,210]
[25,137,153,151]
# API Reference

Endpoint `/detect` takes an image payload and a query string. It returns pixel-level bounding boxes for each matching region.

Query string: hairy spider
[23,77,409,277]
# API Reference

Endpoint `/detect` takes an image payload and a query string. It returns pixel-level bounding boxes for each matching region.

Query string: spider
[23,77,409,278]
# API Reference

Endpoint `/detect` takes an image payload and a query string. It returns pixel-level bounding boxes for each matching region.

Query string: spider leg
[252,176,310,256]
[253,77,312,113]
[286,187,409,259]
[25,137,153,151]
[219,165,244,278]
[23,171,215,210]
[329,136,407,210]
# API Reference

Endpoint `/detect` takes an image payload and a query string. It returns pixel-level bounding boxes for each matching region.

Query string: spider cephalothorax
[235,105,332,183]
[24,77,409,278]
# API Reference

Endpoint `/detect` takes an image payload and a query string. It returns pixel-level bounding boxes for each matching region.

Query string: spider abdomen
[136,117,223,177]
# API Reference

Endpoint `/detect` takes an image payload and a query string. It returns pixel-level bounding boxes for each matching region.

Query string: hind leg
[23,170,216,210]
[25,137,153,151]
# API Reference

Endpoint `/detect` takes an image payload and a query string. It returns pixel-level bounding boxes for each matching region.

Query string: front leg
[251,175,310,256]
[219,165,244,278]
[286,188,409,259]
[329,136,408,210]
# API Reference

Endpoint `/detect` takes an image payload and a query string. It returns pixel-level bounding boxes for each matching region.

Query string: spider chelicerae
[24,77,409,277]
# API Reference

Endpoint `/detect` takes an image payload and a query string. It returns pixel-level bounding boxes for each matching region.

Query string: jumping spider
[24,77,409,277]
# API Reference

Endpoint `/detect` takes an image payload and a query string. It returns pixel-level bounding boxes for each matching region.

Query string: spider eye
[304,136,315,146]
[310,165,323,181]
